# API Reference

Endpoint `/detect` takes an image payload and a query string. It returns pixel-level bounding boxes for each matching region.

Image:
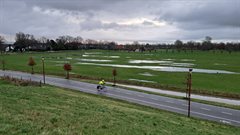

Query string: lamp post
[42,57,45,84]
[188,68,193,117]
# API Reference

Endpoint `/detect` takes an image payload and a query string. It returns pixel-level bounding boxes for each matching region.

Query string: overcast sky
[0,0,239,43]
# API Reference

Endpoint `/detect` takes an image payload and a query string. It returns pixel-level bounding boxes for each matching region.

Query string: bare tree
[0,35,5,53]
[175,40,183,52]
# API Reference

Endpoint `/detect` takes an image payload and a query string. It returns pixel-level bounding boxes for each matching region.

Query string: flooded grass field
[1,49,240,98]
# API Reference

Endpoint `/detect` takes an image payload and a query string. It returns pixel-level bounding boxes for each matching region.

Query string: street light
[188,68,193,117]
[42,57,45,84]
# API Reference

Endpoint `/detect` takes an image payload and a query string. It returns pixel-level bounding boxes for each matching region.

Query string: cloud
[156,0,240,29]
[0,0,239,43]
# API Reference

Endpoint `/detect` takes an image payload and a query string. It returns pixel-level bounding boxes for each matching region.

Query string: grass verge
[0,79,239,135]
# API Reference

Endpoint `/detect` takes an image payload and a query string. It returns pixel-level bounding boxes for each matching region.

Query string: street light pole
[42,57,45,84]
[188,68,193,117]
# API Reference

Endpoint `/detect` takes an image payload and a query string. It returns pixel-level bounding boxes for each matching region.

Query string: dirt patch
[1,76,42,87]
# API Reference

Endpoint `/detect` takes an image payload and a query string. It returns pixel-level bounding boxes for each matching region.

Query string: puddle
[76,62,237,74]
[82,55,119,58]
[76,58,113,62]
[162,59,175,61]
[107,56,120,58]
[129,60,194,67]
[82,55,90,57]
[214,63,227,66]
[69,72,76,74]
[129,60,172,64]
[85,52,102,54]
[160,62,195,67]
[55,64,63,66]
[139,72,155,76]
[180,59,196,62]
[66,57,72,60]
[129,79,156,83]
[50,61,67,63]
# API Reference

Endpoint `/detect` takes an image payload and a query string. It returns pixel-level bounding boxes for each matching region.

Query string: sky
[0,0,240,43]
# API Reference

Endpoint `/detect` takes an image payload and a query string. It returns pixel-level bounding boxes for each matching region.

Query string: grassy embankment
[1,49,240,98]
[0,79,239,135]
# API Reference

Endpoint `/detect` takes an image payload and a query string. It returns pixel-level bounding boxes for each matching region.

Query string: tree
[112,68,117,86]
[0,35,5,53]
[186,41,195,52]
[201,36,213,51]
[28,57,36,74]
[14,32,36,52]
[174,40,183,52]
[63,63,72,79]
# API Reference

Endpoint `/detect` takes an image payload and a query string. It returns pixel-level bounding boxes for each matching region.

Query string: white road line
[201,108,210,111]
[125,92,132,95]
[150,97,158,100]
[222,112,232,115]
[165,100,174,103]
[182,104,188,106]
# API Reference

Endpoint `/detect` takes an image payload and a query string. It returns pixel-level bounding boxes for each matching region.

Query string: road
[0,70,240,127]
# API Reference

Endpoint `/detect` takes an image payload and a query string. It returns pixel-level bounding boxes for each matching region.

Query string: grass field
[1,49,240,98]
[0,79,239,135]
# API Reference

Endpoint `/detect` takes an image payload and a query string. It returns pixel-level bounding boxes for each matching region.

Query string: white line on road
[150,97,158,100]
[201,108,210,111]
[125,92,132,95]
[222,112,232,115]
[182,104,188,106]
[165,100,174,103]
[137,95,144,97]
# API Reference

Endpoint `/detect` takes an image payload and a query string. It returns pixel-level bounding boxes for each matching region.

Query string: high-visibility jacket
[99,80,105,85]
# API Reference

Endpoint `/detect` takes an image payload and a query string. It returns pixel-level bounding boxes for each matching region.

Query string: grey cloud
[156,0,240,29]
[0,0,239,42]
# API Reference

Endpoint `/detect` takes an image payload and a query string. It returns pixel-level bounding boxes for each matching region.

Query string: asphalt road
[0,70,240,127]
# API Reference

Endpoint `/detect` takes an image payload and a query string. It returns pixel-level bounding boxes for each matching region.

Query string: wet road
[0,70,240,127]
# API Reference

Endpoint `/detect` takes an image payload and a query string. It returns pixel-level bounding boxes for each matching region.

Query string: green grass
[0,80,239,135]
[1,49,240,98]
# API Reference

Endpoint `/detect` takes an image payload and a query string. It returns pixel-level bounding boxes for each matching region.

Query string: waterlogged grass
[1,50,240,97]
[0,80,239,135]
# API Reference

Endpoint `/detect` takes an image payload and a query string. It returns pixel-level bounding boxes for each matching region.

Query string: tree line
[0,33,240,52]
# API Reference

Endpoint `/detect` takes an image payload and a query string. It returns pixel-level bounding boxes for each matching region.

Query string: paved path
[0,70,240,127]
[115,84,240,105]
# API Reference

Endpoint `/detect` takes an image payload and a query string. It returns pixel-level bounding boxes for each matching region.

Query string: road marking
[182,104,188,106]
[150,97,158,100]
[165,100,174,103]
[201,108,210,111]
[125,92,132,95]
[138,95,144,97]
[222,112,232,115]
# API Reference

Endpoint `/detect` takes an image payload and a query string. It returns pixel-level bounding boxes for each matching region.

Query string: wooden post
[188,69,193,117]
